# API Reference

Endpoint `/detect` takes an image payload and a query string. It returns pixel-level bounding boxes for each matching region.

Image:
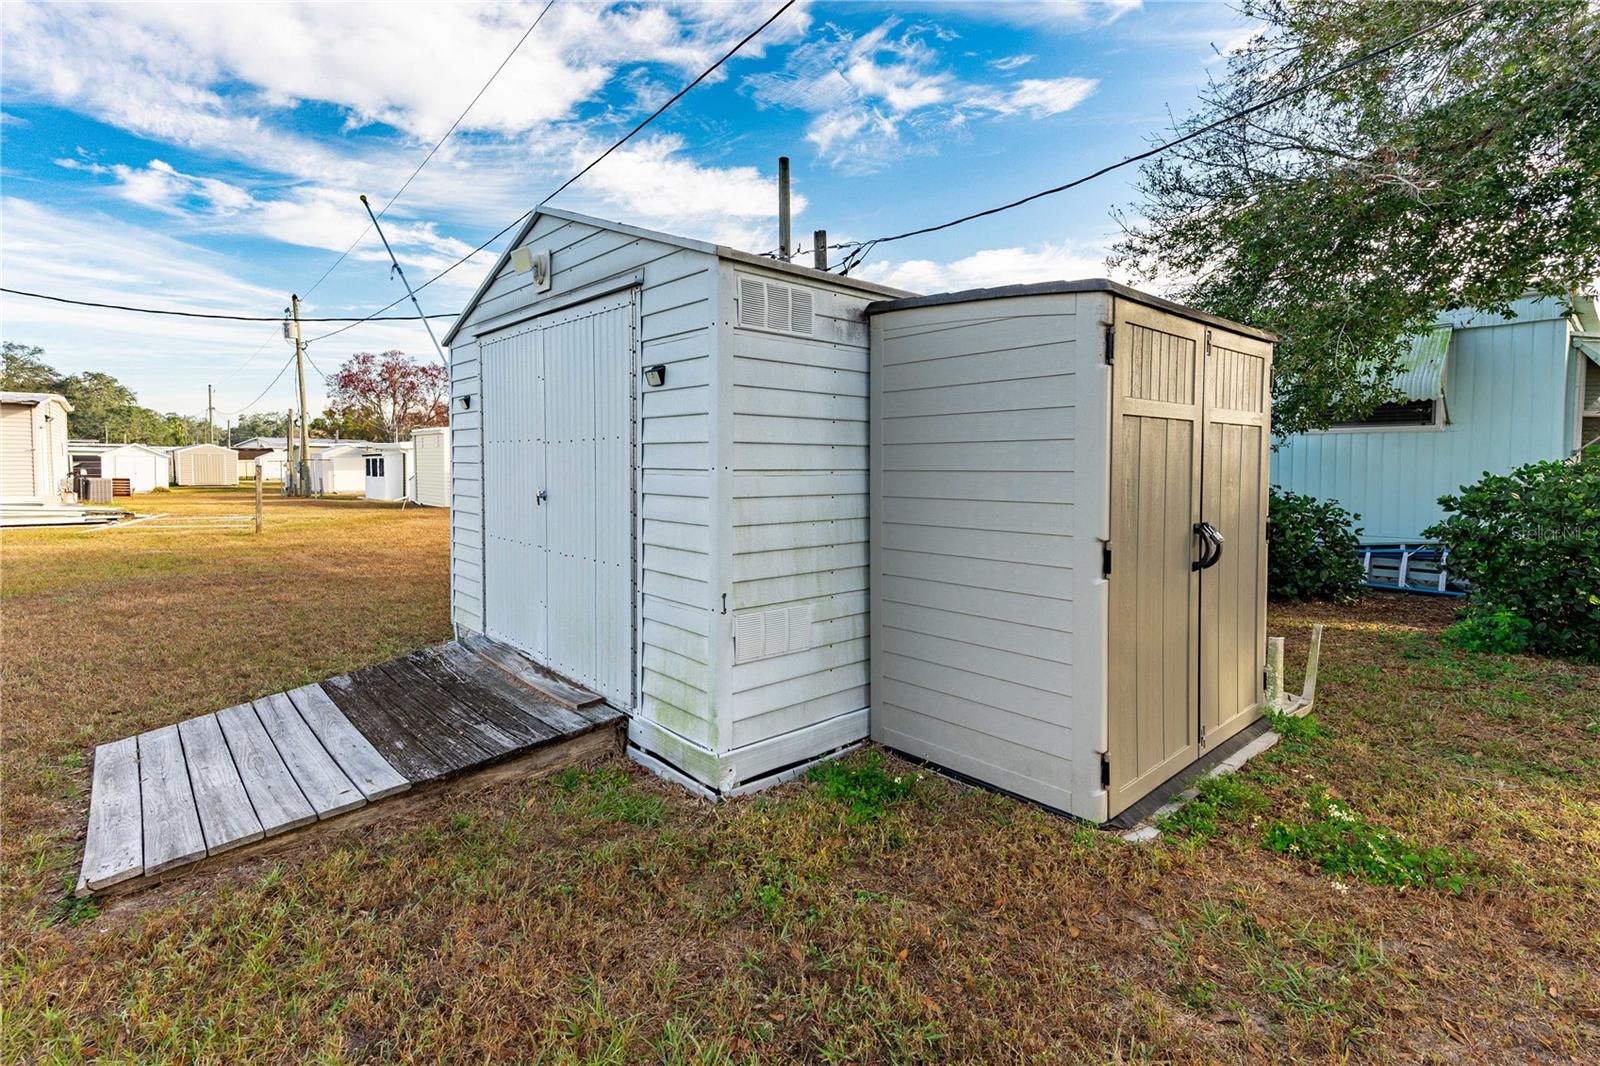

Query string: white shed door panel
[480,294,636,708]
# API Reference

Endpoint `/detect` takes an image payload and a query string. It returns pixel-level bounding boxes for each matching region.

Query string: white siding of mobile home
[447,212,721,764]
[724,267,876,780]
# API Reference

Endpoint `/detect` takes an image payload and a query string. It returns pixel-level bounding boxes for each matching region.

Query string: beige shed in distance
[171,443,239,486]
[866,281,1273,823]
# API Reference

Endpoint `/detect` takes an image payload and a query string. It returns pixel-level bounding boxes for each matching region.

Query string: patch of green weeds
[1265,709,1328,754]
[46,889,99,926]
[807,752,915,823]
[554,766,667,827]
[1157,774,1267,839]
[1264,790,1472,892]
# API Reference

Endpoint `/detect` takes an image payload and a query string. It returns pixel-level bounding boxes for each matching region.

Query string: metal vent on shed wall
[737,274,814,336]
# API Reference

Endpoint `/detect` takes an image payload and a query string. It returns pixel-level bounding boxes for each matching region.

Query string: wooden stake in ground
[254,462,263,534]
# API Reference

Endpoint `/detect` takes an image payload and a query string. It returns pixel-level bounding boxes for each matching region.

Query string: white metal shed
[410,426,450,507]
[866,282,1274,822]
[69,442,170,493]
[1,392,73,503]
[310,444,366,495]
[362,444,411,500]
[171,443,239,486]
[444,208,908,796]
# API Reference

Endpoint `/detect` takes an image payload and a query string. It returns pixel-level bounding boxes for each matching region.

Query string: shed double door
[480,293,637,708]
[1106,301,1271,816]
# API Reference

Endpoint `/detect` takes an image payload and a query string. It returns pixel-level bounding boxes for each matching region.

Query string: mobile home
[1,391,72,504]
[444,208,908,796]
[1273,294,1600,542]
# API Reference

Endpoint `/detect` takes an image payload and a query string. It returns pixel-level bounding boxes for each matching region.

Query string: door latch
[536,488,548,505]
[1192,521,1224,571]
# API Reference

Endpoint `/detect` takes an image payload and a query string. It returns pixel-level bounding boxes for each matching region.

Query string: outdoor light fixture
[644,364,667,388]
[459,395,472,410]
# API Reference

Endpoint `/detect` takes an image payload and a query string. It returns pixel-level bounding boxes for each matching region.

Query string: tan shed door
[1107,304,1272,817]
[1199,329,1272,749]
[1107,305,1203,813]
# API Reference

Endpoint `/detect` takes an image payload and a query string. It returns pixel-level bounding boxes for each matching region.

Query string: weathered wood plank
[284,685,409,800]
[461,634,605,710]
[252,693,365,818]
[77,737,142,894]
[320,673,464,782]
[215,703,317,836]
[398,650,563,743]
[177,714,264,854]
[432,643,596,735]
[371,660,526,758]
[137,725,207,874]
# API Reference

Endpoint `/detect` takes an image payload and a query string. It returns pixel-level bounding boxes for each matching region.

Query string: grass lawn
[5,488,1599,1062]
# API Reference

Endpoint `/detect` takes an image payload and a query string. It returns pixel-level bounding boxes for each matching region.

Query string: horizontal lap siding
[728,281,876,751]
[870,295,1102,815]
[448,215,715,746]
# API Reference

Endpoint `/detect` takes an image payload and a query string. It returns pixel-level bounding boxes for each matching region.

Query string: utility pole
[290,294,311,495]
[207,385,215,444]
[226,418,232,448]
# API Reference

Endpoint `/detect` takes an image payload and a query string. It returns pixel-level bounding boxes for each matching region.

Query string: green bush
[1443,606,1534,655]
[1267,488,1364,602]
[1425,447,1600,662]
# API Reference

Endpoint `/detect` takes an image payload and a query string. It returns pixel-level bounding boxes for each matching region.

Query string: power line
[309,0,798,345]
[226,350,298,416]
[300,0,559,301]
[835,2,1479,274]
[0,287,454,322]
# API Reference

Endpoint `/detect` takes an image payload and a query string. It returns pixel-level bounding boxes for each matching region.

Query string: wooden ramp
[77,640,622,895]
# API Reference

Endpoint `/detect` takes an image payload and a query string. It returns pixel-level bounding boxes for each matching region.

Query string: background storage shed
[171,443,238,486]
[444,208,907,797]
[867,282,1273,823]
[309,444,366,495]
[1,391,72,504]
[410,426,450,507]
[69,442,169,493]
[362,444,411,500]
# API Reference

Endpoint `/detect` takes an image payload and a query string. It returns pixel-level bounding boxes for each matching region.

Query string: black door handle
[536,488,548,505]
[1193,521,1224,570]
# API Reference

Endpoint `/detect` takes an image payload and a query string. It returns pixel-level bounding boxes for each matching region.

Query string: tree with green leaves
[1113,0,1600,436]
[2,342,58,393]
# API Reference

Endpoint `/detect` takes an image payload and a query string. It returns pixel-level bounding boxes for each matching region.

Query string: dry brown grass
[4,499,1598,1063]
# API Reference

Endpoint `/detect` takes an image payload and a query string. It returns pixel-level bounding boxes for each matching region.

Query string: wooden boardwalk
[77,639,623,895]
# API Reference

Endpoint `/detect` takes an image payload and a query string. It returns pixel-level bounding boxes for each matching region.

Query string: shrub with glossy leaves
[1267,488,1364,603]
[1426,447,1600,662]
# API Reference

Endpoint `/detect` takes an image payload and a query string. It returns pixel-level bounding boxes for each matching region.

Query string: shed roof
[443,207,911,347]
[171,442,235,453]
[865,279,1277,342]
[68,441,170,458]
[1,391,73,411]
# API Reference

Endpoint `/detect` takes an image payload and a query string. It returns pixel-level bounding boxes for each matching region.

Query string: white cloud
[966,77,1099,118]
[990,54,1035,71]
[0,197,440,415]
[744,17,1098,172]
[855,241,1117,293]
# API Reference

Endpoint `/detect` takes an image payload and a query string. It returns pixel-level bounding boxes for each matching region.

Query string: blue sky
[1,1,1258,420]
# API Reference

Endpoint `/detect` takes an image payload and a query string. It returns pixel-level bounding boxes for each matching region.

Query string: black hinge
[1100,753,1111,788]
[1101,543,1112,578]
[1263,667,1269,690]
[1103,324,1115,364]
[1204,329,1213,356]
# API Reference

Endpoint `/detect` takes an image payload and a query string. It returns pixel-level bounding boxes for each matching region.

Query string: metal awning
[1574,335,1600,367]
[1393,326,1452,404]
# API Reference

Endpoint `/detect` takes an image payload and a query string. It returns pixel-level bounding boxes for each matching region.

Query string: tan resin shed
[171,443,239,487]
[866,281,1274,822]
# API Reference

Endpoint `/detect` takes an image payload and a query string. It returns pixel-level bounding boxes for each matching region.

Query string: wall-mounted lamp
[458,395,472,410]
[644,364,667,388]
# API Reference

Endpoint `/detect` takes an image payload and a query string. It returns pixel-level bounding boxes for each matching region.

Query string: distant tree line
[2,342,447,446]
